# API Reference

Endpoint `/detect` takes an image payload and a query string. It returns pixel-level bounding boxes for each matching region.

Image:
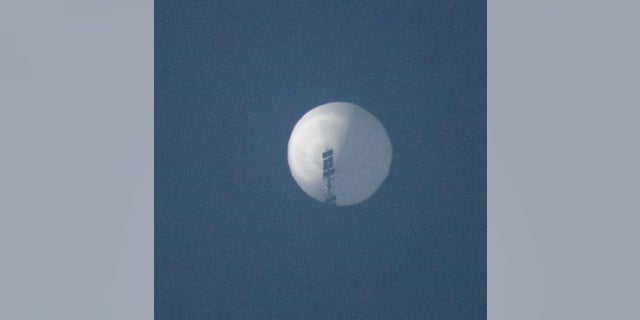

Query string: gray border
[489,1,639,318]
[0,1,152,318]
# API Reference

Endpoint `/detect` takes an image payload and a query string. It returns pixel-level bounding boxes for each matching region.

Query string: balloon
[287,102,392,206]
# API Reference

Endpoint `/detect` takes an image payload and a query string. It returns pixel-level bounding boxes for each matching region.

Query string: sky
[156,1,486,318]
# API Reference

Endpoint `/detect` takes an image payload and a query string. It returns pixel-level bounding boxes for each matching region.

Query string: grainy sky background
[156,1,485,318]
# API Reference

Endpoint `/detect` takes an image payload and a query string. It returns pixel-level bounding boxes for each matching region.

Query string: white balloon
[287,102,392,206]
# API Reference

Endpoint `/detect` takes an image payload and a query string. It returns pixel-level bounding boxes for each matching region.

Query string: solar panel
[323,158,334,171]
[323,149,336,206]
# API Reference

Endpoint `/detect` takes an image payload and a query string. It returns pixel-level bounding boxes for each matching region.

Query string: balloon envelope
[287,102,392,206]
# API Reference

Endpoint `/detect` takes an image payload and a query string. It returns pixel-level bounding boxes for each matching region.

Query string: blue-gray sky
[156,1,485,318]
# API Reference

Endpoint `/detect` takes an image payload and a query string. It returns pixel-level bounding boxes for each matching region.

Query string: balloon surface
[287,102,392,206]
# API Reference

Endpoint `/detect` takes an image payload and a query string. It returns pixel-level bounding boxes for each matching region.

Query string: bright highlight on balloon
[287,102,392,206]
